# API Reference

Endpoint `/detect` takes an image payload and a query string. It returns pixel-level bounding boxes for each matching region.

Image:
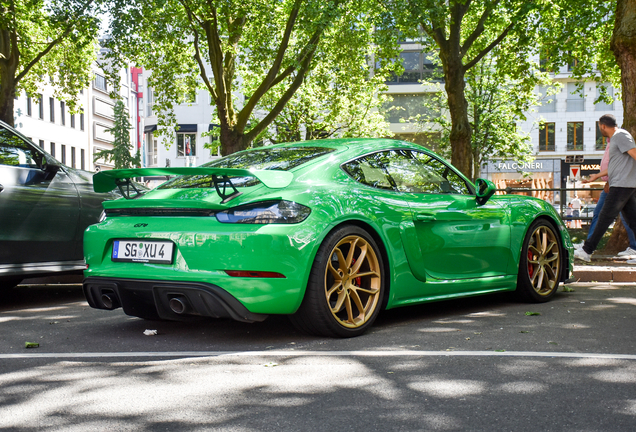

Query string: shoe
[574,248,592,262]
[617,247,636,257]
[627,259,636,264]
[574,242,585,250]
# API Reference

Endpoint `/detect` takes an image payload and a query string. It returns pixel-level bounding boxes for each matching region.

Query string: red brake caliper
[351,258,362,286]
[528,250,534,277]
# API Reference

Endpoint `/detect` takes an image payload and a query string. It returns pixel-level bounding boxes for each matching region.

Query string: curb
[572,265,636,283]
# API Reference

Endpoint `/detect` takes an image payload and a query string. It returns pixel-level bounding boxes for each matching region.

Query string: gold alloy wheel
[526,225,561,295]
[325,235,382,328]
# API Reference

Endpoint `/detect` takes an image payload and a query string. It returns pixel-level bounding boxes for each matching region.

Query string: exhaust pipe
[101,293,120,310]
[169,297,188,314]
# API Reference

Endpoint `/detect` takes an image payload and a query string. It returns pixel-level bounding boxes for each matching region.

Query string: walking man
[575,114,636,262]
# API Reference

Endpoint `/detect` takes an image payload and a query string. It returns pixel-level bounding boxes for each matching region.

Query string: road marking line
[1,350,636,360]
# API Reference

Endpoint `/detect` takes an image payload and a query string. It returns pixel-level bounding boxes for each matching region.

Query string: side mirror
[475,178,496,205]
[42,156,61,180]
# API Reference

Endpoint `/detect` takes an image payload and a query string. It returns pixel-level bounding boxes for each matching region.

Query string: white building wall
[14,84,91,170]
[13,62,137,173]
[141,68,222,168]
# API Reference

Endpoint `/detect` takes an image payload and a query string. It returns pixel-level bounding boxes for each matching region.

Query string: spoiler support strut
[212,175,243,203]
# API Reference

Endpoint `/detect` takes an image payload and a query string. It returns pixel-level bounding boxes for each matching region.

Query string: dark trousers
[584,187,636,254]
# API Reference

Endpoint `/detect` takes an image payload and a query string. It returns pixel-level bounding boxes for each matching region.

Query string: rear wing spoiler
[93,167,293,201]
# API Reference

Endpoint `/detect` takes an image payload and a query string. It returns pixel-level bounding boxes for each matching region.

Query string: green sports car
[83,138,573,337]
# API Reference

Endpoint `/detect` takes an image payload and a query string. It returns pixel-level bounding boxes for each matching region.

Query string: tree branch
[177,0,218,101]
[463,21,514,71]
[15,0,95,85]
[461,0,499,57]
[244,44,318,142]
[237,0,302,128]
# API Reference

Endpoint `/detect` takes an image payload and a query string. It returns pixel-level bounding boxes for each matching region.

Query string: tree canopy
[104,0,397,156]
[412,51,552,177]
[0,0,102,125]
[389,0,544,178]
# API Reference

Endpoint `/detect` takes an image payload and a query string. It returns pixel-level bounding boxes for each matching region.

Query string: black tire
[290,225,385,338]
[516,219,562,302]
[0,278,22,290]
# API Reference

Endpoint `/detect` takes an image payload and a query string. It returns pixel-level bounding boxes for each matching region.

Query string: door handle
[415,212,436,221]
[0,184,3,193]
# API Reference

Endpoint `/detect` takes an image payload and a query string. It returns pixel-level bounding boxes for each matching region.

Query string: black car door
[0,124,81,265]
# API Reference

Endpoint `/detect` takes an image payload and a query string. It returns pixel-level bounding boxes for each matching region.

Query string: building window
[179,92,196,104]
[80,110,84,131]
[147,135,158,166]
[596,121,609,150]
[381,93,440,123]
[177,133,196,157]
[61,145,66,164]
[81,149,85,170]
[39,139,44,148]
[70,113,75,128]
[37,94,43,119]
[147,87,154,117]
[49,97,55,122]
[537,86,557,113]
[539,123,555,151]
[26,96,32,116]
[566,82,585,112]
[50,142,56,157]
[595,83,614,111]
[60,101,65,126]
[95,74,107,92]
[567,122,584,151]
[568,58,579,72]
[383,51,443,84]
[71,147,76,168]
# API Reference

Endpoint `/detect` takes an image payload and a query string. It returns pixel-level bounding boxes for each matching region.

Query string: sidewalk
[572,253,636,282]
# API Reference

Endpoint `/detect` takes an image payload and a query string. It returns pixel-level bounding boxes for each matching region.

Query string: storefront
[481,159,561,204]
[561,159,603,205]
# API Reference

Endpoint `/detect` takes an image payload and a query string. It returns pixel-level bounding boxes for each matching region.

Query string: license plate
[112,240,174,264]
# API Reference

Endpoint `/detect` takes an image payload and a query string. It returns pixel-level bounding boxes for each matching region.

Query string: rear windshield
[159,146,335,189]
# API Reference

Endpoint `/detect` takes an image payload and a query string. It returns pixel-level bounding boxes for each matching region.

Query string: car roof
[264,137,437,157]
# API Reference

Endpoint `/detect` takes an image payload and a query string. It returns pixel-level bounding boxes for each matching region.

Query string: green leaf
[25,342,39,348]
[525,311,541,316]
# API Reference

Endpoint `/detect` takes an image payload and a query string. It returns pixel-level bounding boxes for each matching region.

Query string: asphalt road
[1,282,636,431]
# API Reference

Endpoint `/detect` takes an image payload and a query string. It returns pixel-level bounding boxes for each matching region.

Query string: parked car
[0,120,119,289]
[83,138,574,337]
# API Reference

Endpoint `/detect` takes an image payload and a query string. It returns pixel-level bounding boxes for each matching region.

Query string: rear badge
[134,223,148,227]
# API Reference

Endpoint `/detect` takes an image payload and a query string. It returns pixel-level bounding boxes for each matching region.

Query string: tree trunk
[605,0,636,252]
[601,217,630,254]
[443,58,473,179]
[219,121,245,156]
[0,69,16,126]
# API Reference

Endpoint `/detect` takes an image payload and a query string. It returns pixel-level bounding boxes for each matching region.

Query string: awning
[176,124,197,133]
[144,124,157,133]
[208,124,220,131]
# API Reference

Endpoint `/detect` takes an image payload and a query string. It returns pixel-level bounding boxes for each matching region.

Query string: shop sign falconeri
[489,159,555,172]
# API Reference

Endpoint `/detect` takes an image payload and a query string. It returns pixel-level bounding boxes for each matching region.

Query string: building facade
[13,61,139,173]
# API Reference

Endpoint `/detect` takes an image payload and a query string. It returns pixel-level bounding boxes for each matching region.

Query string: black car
[0,120,118,289]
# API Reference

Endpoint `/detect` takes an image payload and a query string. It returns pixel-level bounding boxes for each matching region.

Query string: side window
[410,151,471,195]
[0,125,43,168]
[342,152,394,190]
[381,149,449,193]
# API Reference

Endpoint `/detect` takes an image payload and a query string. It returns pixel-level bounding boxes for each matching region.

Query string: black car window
[159,146,335,189]
[341,152,394,190]
[343,149,472,195]
[410,151,472,195]
[0,125,43,169]
[381,149,450,193]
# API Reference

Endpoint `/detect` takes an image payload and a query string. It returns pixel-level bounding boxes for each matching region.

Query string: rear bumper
[83,277,268,323]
